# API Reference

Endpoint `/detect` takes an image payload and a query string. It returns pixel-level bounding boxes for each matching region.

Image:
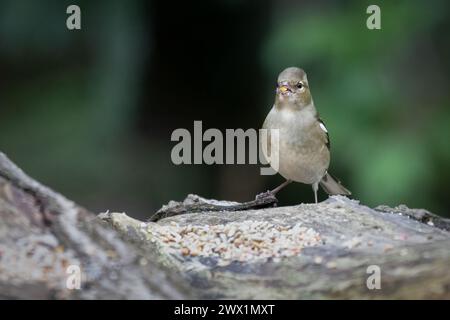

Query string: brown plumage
[261,67,351,203]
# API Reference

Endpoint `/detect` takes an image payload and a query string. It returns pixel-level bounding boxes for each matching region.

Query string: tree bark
[1,151,449,299]
[0,152,190,299]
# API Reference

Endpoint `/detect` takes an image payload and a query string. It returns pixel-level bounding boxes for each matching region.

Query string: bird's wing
[317,118,330,150]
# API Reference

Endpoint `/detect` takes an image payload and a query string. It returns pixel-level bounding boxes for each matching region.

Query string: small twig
[148,192,278,222]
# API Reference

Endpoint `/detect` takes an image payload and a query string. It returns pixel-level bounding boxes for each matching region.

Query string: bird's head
[275,67,312,110]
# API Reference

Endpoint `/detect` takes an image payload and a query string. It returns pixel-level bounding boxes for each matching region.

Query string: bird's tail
[319,172,351,196]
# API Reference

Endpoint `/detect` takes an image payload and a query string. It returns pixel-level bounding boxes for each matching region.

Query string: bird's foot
[256,190,272,200]
[255,191,278,207]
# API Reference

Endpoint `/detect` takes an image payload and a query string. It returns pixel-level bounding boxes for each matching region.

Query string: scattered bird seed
[148,220,322,265]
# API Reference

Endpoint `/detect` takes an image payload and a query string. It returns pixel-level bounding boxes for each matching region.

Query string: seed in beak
[279,86,289,93]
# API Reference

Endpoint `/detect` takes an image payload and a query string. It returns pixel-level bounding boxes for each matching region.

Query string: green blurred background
[1,0,449,219]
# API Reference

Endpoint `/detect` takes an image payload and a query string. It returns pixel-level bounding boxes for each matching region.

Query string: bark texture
[0,152,190,299]
[1,151,449,299]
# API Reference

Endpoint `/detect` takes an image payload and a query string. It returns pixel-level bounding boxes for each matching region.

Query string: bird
[260,67,351,203]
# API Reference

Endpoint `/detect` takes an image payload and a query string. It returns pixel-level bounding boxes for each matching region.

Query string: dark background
[1,0,449,219]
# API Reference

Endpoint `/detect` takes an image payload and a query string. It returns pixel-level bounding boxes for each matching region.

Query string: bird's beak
[278,85,291,94]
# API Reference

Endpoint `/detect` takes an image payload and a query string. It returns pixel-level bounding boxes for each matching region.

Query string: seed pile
[146,220,322,265]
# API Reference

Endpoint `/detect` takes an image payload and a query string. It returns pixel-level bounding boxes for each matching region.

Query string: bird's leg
[256,179,292,201]
[270,179,293,195]
[312,182,319,204]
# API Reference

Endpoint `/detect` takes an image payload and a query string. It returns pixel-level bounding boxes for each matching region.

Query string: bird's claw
[255,191,278,207]
[256,190,272,200]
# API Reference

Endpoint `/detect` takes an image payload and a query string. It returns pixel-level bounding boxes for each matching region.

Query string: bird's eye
[296,82,303,89]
